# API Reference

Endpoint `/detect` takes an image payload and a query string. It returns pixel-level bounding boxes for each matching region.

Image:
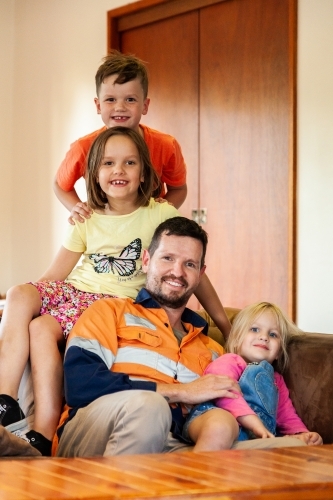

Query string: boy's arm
[237,414,274,438]
[164,183,187,209]
[38,246,82,282]
[53,176,92,224]
[194,273,231,340]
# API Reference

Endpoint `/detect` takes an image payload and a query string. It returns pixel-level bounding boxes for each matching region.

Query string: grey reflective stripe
[176,363,200,383]
[115,346,199,382]
[66,337,115,369]
[124,313,157,330]
[210,349,221,361]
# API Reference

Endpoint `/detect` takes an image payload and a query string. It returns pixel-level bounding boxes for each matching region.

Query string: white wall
[0,0,135,291]
[297,0,333,332]
[0,0,15,291]
[0,0,332,332]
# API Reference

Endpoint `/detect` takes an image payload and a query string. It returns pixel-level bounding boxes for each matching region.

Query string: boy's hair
[148,217,208,268]
[226,302,302,372]
[95,50,149,98]
[86,126,160,210]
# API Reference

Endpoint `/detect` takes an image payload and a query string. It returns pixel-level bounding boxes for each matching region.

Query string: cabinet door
[108,0,296,316]
[199,0,295,313]
[121,10,200,221]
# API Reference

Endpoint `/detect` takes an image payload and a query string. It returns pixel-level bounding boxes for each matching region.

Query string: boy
[53,50,187,223]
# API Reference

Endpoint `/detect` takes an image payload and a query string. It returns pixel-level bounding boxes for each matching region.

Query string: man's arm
[194,273,231,340]
[156,374,240,404]
[164,184,187,209]
[63,299,157,409]
[64,343,156,408]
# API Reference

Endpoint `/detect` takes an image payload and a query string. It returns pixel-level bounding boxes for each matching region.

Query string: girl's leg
[29,314,65,441]
[0,284,41,397]
[187,408,239,452]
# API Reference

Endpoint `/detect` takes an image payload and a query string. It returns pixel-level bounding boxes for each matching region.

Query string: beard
[146,274,195,309]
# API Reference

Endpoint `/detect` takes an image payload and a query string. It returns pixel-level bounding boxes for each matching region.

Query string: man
[54,217,305,457]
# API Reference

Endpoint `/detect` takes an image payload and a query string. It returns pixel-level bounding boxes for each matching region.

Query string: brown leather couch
[199,308,333,445]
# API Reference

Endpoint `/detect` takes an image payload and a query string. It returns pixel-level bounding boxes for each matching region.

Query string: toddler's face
[239,310,281,365]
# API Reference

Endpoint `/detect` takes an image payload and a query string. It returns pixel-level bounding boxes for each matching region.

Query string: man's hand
[290,432,323,446]
[68,202,92,225]
[156,374,241,405]
[237,414,274,438]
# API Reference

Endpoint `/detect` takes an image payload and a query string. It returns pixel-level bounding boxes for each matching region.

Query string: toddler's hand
[69,202,92,225]
[291,432,323,446]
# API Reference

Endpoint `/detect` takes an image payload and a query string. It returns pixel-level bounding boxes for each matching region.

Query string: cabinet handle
[192,208,207,224]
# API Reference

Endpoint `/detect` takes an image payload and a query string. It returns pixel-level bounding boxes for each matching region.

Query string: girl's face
[98,134,144,206]
[239,310,281,364]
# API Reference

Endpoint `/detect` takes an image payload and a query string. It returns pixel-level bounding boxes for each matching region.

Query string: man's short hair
[95,49,149,98]
[148,217,208,268]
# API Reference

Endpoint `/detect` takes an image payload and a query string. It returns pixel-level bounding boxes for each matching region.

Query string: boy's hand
[69,202,92,225]
[154,197,174,206]
[290,432,323,446]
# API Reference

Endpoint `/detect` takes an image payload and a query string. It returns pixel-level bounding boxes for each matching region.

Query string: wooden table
[1,445,333,499]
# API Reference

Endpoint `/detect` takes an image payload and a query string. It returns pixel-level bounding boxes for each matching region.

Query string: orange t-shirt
[56,124,187,197]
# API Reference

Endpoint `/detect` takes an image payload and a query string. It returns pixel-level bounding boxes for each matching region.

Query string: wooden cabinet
[107,0,297,317]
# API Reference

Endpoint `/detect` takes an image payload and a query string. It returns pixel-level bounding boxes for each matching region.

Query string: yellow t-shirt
[63,199,179,298]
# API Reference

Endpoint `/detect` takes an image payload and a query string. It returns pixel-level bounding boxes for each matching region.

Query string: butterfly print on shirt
[89,238,142,277]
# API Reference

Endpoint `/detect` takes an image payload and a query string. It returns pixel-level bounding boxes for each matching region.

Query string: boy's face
[94,75,150,133]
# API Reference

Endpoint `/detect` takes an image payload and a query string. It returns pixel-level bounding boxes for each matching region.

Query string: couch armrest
[283,332,333,444]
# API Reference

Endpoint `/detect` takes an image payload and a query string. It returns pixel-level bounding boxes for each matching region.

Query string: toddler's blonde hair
[226,302,302,372]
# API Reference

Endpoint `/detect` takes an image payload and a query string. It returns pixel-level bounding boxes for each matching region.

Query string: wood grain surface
[0,445,333,499]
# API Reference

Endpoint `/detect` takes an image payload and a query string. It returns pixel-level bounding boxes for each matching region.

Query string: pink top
[205,353,308,435]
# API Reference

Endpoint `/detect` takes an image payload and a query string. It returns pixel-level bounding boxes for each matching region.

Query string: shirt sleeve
[62,219,87,253]
[143,126,187,188]
[275,373,309,435]
[64,300,156,409]
[204,353,256,418]
[56,139,88,191]
[161,137,187,187]
[56,128,105,191]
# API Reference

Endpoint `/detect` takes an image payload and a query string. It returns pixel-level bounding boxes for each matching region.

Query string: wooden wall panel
[120,12,200,221]
[107,0,296,316]
[199,0,295,313]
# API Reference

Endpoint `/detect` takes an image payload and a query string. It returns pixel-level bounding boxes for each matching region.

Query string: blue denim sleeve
[64,345,156,408]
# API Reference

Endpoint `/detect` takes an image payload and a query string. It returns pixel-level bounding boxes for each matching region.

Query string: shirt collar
[135,288,208,335]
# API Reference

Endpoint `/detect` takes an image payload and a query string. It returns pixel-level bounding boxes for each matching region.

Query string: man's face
[142,233,206,309]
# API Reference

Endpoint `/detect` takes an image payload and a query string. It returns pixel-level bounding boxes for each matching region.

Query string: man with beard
[54,217,305,457]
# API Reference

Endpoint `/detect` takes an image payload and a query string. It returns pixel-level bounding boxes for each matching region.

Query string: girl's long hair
[226,302,302,372]
[86,126,161,210]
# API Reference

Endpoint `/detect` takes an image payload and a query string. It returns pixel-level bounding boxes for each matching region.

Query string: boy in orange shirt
[54,50,187,223]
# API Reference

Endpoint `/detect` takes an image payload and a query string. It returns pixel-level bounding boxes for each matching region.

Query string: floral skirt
[31,281,115,339]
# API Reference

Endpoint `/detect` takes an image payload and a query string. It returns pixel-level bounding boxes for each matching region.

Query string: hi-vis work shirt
[57,289,225,441]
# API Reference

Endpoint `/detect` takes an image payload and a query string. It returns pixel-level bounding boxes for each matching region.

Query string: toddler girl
[183,302,323,451]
